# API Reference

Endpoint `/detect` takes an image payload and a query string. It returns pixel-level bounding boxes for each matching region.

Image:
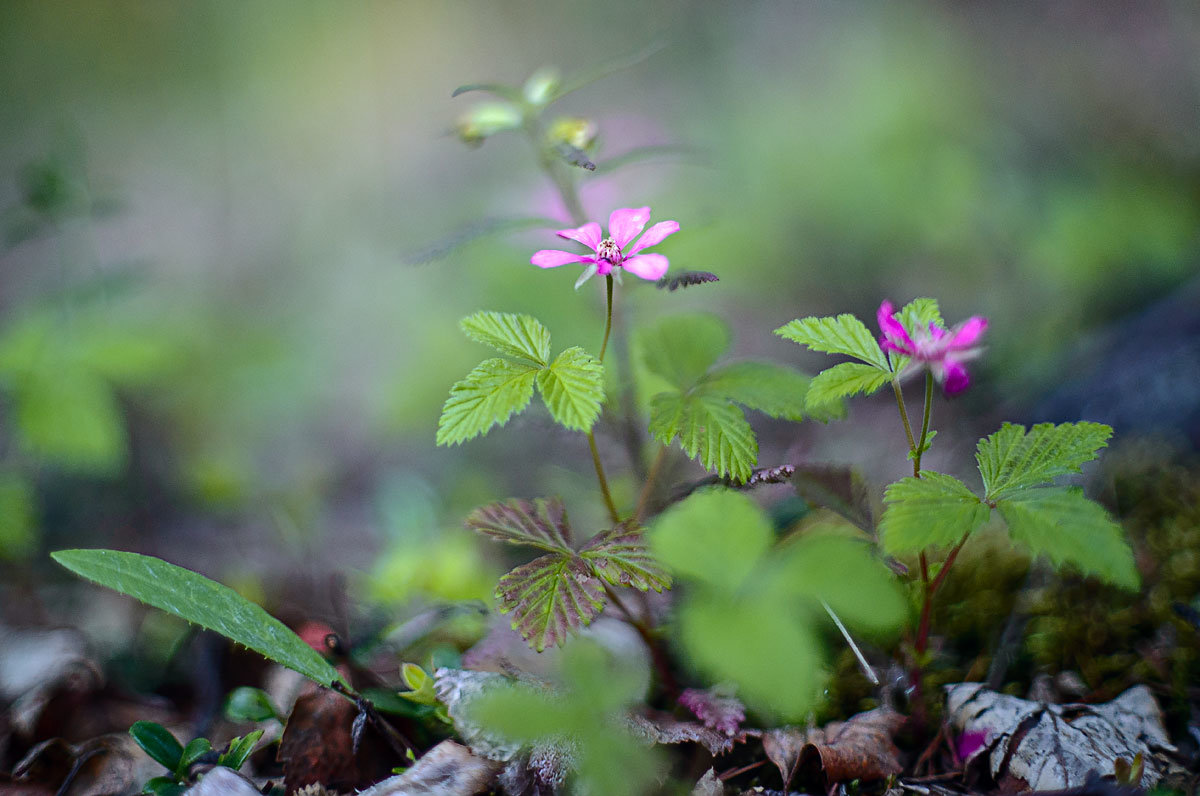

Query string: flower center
[596,238,623,265]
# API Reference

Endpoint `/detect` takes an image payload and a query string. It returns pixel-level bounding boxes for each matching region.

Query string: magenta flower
[531,206,678,287]
[877,301,988,394]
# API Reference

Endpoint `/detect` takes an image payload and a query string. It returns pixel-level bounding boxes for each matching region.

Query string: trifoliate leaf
[767,529,906,635]
[436,358,538,446]
[805,362,894,409]
[52,549,346,687]
[650,489,772,592]
[976,422,1114,501]
[536,346,604,432]
[460,311,550,366]
[495,553,606,652]
[679,589,824,721]
[880,472,990,554]
[774,314,890,370]
[635,313,731,391]
[995,487,1139,590]
[579,524,671,592]
[465,497,574,553]
[648,393,757,482]
[699,361,810,421]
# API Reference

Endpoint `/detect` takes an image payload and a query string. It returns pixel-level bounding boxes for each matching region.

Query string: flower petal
[532,250,593,268]
[555,222,602,251]
[941,359,971,394]
[622,253,669,281]
[947,316,988,349]
[627,220,679,255]
[609,206,651,249]
[877,301,915,354]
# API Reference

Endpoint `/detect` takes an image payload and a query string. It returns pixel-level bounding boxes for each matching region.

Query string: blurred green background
[1,1,1198,607]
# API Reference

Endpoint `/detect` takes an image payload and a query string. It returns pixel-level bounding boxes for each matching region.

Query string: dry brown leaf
[278,687,399,794]
[691,767,725,796]
[627,712,734,756]
[9,733,157,796]
[353,740,502,796]
[945,683,1180,790]
[183,765,261,795]
[762,707,904,790]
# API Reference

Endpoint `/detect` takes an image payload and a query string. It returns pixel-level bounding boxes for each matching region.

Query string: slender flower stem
[821,599,880,686]
[588,431,620,524]
[891,379,918,470]
[599,274,614,362]
[914,371,934,475]
[634,444,669,523]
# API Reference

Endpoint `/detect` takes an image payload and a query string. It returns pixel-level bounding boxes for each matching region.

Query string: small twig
[718,758,766,781]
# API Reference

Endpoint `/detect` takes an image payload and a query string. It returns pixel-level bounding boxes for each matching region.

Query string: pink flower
[877,301,988,394]
[531,206,678,287]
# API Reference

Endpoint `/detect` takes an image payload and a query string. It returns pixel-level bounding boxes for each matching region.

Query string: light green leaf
[536,346,604,432]
[15,368,126,473]
[465,497,574,553]
[699,361,810,421]
[635,313,731,391]
[580,524,671,592]
[459,311,550,366]
[774,314,890,370]
[996,487,1139,590]
[767,529,906,635]
[648,393,757,482]
[52,550,346,687]
[650,489,772,592]
[805,362,894,409]
[976,422,1113,500]
[495,553,606,652]
[436,358,538,446]
[0,474,36,560]
[880,472,990,554]
[896,297,944,331]
[679,590,824,721]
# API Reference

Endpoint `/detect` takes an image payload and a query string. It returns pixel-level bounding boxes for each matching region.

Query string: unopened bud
[455,102,523,147]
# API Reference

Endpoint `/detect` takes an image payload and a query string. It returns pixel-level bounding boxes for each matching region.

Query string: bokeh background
[2,1,1199,619]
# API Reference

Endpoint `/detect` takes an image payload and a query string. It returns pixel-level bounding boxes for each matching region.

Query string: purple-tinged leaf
[579,524,671,592]
[495,554,605,652]
[679,687,746,736]
[466,498,574,553]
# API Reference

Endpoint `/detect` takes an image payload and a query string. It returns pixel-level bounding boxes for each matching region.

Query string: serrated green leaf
[805,362,894,409]
[977,422,1114,500]
[648,393,757,482]
[536,346,604,431]
[650,489,772,592]
[996,487,1139,590]
[579,524,671,592]
[635,313,731,391]
[130,721,184,771]
[436,358,538,446]
[896,297,944,331]
[495,553,606,652]
[699,361,810,421]
[679,590,824,721]
[459,311,550,365]
[464,497,574,553]
[53,550,346,687]
[774,314,890,370]
[767,530,906,635]
[879,472,990,554]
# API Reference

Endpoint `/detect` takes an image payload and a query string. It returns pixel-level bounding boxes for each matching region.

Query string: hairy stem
[588,431,620,524]
[891,379,918,466]
[914,371,934,475]
[634,445,669,523]
[598,274,614,362]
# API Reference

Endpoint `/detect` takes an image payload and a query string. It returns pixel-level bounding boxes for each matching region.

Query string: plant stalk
[634,444,669,523]
[914,371,934,475]
[589,431,620,524]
